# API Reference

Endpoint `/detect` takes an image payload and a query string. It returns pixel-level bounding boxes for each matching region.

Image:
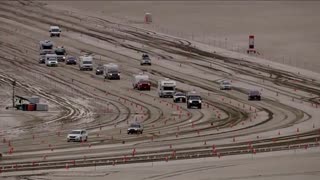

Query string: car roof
[50,26,60,29]
[71,129,86,131]
[249,90,260,93]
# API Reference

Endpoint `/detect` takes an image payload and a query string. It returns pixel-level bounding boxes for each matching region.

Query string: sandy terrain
[0,0,320,179]
[46,0,320,73]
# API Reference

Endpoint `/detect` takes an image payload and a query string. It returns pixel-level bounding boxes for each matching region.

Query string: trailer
[133,73,151,90]
[103,63,120,80]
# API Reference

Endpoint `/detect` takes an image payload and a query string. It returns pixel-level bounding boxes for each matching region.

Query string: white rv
[39,40,54,63]
[79,55,93,71]
[45,54,58,67]
[49,26,61,37]
[158,78,176,98]
[103,63,120,80]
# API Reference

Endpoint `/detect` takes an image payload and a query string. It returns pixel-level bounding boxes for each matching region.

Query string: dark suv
[66,56,77,65]
[96,65,104,75]
[186,91,202,109]
[248,90,261,101]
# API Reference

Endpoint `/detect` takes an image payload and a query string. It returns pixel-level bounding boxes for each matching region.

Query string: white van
[79,55,93,71]
[49,26,61,37]
[45,54,58,67]
[158,78,176,98]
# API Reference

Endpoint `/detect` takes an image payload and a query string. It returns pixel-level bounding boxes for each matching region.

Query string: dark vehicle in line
[96,65,104,75]
[55,47,67,62]
[248,90,261,101]
[66,56,77,65]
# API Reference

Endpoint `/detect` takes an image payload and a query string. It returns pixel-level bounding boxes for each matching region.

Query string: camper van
[158,78,176,98]
[79,55,93,71]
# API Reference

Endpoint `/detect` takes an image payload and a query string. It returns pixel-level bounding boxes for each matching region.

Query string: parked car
[248,90,261,101]
[67,129,88,142]
[127,123,143,134]
[220,80,232,90]
[173,92,186,103]
[66,56,77,65]
[95,65,104,75]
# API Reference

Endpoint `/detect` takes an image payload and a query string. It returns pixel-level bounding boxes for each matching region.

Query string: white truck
[49,26,61,37]
[45,54,58,67]
[39,40,54,63]
[104,63,120,80]
[158,78,176,98]
[79,55,93,71]
[133,73,151,90]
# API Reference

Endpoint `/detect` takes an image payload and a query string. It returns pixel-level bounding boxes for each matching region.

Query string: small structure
[145,13,152,24]
[14,95,48,111]
[247,35,257,54]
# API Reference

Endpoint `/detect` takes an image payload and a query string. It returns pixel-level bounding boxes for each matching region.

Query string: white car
[67,129,88,142]
[45,54,58,67]
[127,123,143,134]
[220,80,232,90]
[49,26,61,37]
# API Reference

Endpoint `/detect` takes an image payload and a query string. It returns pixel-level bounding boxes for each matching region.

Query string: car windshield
[68,57,76,60]
[163,86,174,91]
[97,66,104,70]
[41,45,53,50]
[70,131,81,134]
[130,124,140,128]
[51,29,60,32]
[189,96,201,100]
[83,61,92,64]
[222,82,230,85]
[109,70,118,73]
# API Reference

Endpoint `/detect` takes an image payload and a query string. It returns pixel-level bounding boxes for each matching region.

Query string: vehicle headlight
[63,57,66,59]
[109,73,112,75]
[118,73,120,75]
[189,100,192,103]
[199,100,202,103]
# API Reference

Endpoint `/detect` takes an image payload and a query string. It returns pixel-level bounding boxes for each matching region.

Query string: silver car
[220,80,232,90]
[67,129,88,142]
